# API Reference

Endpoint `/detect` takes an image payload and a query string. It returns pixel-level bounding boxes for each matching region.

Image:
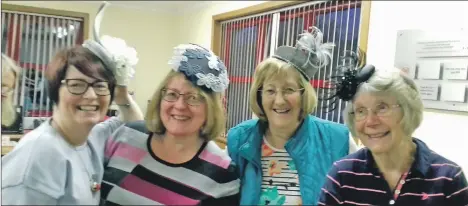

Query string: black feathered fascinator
[321,49,375,111]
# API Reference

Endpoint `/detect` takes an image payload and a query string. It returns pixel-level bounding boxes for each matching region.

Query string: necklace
[51,119,100,192]
[75,146,101,192]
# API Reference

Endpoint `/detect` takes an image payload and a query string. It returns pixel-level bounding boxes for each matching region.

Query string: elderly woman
[318,52,468,205]
[1,54,22,128]
[1,3,143,204]
[227,27,358,205]
[98,43,240,205]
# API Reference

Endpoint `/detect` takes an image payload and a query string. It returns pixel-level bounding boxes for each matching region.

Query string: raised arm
[113,85,143,122]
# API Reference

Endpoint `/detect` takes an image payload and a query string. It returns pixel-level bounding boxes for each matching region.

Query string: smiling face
[56,66,111,128]
[353,92,405,154]
[261,74,303,129]
[160,74,207,138]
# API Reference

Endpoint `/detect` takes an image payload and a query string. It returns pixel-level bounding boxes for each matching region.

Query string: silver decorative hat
[273,26,334,80]
[82,1,138,86]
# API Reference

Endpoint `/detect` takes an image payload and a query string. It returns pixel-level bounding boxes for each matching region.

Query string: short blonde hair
[250,57,318,121]
[343,68,424,137]
[1,54,21,83]
[1,54,22,127]
[145,70,226,141]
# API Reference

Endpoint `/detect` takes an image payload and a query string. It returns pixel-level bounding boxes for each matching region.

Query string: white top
[1,117,123,205]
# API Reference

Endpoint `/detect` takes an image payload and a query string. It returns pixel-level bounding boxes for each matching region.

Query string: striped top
[100,123,240,205]
[318,138,468,206]
[260,137,302,205]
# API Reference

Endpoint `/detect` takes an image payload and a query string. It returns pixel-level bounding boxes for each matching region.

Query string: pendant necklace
[52,119,101,192]
[75,145,101,192]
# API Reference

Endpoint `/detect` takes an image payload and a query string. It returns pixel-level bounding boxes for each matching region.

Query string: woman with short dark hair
[1,2,143,204]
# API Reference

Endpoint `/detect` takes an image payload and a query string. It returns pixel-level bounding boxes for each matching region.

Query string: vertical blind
[220,0,362,130]
[1,10,83,127]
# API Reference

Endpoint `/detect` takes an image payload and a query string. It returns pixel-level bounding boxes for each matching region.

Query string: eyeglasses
[259,87,304,99]
[162,88,204,106]
[350,103,400,121]
[61,79,110,96]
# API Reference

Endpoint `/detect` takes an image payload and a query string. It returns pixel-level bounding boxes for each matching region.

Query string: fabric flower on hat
[100,35,139,86]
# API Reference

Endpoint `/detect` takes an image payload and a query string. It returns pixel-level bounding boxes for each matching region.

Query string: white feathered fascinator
[273,26,334,80]
[82,1,138,86]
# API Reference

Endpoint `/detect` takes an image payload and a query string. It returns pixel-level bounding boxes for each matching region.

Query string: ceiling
[101,1,213,13]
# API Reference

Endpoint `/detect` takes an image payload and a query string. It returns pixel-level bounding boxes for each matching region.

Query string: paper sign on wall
[417,60,441,80]
[441,83,467,102]
[418,83,440,101]
[443,60,468,80]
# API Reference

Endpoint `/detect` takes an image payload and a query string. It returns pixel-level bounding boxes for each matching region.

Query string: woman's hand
[113,85,132,106]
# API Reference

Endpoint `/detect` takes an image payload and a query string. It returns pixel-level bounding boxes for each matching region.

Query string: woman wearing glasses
[1,54,22,129]
[226,27,358,205]
[2,3,143,205]
[98,43,239,206]
[318,52,468,205]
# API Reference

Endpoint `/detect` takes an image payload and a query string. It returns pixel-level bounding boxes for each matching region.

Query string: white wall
[367,1,468,172]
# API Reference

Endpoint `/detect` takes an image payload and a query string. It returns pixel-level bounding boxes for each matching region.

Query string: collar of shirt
[363,138,432,177]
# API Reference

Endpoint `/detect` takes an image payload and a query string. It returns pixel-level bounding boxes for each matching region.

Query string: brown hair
[46,46,116,104]
[145,70,226,141]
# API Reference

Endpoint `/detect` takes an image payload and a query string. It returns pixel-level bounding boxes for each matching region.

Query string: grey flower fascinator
[168,44,229,93]
[82,1,138,86]
[273,26,335,80]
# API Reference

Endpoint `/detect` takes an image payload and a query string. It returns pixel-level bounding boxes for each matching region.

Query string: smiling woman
[1,2,144,205]
[227,27,356,205]
[318,52,468,206]
[98,44,240,206]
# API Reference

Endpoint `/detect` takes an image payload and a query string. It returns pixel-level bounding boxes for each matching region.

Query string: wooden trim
[358,1,371,53]
[1,3,89,40]
[211,1,307,55]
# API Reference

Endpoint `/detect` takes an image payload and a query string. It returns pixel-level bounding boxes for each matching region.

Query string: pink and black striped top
[100,122,240,206]
[318,138,468,206]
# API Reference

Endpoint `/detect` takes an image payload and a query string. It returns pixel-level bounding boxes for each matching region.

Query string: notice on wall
[395,29,468,112]
[441,83,467,103]
[443,60,468,80]
[415,32,468,57]
[418,83,440,101]
[417,60,441,80]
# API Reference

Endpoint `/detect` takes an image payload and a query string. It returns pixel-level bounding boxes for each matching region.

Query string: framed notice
[394,29,468,112]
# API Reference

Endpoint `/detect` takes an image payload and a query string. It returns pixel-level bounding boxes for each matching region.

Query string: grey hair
[343,68,423,137]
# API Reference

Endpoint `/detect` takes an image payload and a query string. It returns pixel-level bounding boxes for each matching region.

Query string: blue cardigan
[227,114,350,205]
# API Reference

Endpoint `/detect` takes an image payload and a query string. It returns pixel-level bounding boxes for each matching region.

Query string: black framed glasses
[162,88,204,106]
[61,79,110,96]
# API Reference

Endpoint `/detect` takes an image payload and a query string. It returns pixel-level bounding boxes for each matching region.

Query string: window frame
[1,3,89,63]
[1,3,89,125]
[211,1,371,147]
